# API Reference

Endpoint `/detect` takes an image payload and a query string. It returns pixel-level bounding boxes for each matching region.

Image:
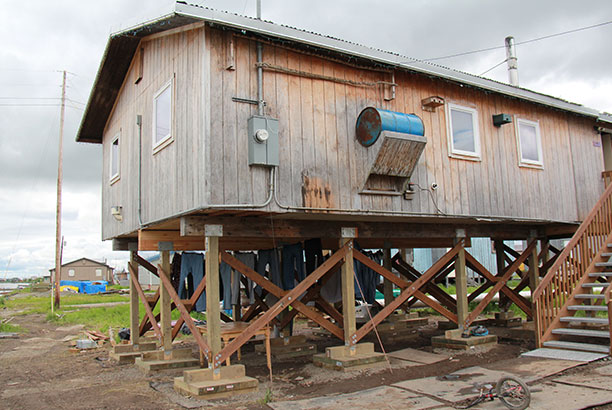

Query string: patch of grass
[0,322,24,333]
[4,293,129,315]
[0,296,5,306]
[258,388,273,405]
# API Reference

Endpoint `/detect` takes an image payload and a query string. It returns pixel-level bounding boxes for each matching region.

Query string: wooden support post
[205,225,223,367]
[383,246,393,307]
[129,249,140,346]
[160,248,173,353]
[455,233,468,330]
[494,239,508,312]
[528,233,540,306]
[340,228,357,349]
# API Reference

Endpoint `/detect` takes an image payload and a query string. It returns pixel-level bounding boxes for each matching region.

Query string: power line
[480,59,508,76]
[410,19,612,63]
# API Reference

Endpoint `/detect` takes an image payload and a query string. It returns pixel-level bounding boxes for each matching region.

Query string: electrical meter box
[248,115,279,166]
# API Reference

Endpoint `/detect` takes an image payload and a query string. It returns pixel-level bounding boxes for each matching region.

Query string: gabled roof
[77,1,612,143]
[49,257,112,272]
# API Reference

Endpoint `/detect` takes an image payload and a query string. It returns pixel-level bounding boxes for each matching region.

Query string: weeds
[0,322,23,333]
[258,388,273,404]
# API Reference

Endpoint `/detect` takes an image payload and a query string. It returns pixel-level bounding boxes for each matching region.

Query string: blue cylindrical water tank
[355,107,424,147]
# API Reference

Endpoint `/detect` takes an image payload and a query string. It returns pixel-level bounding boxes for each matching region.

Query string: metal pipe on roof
[505,36,519,87]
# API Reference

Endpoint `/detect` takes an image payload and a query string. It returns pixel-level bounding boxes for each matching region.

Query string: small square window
[153,79,173,152]
[516,118,543,167]
[110,134,120,183]
[68,269,75,277]
[96,269,102,277]
[447,103,480,159]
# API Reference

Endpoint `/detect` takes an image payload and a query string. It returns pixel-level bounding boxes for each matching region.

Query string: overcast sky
[1,0,611,279]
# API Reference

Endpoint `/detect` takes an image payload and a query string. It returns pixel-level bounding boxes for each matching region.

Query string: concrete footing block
[255,335,317,359]
[174,364,259,399]
[134,348,200,374]
[432,329,498,350]
[313,342,386,371]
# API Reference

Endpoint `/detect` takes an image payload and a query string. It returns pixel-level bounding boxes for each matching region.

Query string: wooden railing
[534,181,612,346]
[605,284,612,354]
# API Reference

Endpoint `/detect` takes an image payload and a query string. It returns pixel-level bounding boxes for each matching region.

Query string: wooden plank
[159,251,172,351]
[129,251,140,345]
[171,271,207,339]
[466,239,537,327]
[352,240,463,343]
[341,238,356,343]
[205,235,222,357]
[157,265,210,358]
[221,250,345,338]
[455,240,469,328]
[216,244,350,366]
[139,230,206,251]
[128,262,162,340]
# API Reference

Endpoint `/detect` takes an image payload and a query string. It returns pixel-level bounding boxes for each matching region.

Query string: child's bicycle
[455,375,531,410]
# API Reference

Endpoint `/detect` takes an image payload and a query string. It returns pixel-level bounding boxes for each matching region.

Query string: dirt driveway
[1,308,610,409]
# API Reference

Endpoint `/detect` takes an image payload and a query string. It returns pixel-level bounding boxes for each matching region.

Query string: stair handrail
[533,180,612,345]
[606,281,612,354]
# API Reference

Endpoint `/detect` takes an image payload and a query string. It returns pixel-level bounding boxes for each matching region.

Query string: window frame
[152,78,174,154]
[68,269,75,277]
[515,117,543,168]
[109,133,120,184]
[446,102,481,160]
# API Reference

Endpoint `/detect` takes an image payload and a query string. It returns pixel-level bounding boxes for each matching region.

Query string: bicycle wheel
[495,376,531,410]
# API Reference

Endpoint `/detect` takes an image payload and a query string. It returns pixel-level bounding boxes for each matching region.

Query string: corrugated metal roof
[76,1,611,143]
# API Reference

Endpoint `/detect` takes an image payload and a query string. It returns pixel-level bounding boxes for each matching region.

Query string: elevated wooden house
[78,2,612,395]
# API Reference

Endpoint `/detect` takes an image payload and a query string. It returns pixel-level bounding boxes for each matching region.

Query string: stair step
[568,305,609,312]
[543,340,610,354]
[575,294,606,300]
[560,316,609,324]
[552,328,610,338]
[582,283,610,288]
[602,253,612,258]
[595,262,612,267]
[589,272,612,278]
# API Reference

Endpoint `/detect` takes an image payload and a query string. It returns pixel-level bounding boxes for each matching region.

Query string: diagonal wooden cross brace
[392,255,458,312]
[465,252,532,317]
[350,241,464,344]
[354,249,458,325]
[128,262,162,340]
[157,265,211,359]
[214,244,350,368]
[221,250,344,339]
[464,239,537,327]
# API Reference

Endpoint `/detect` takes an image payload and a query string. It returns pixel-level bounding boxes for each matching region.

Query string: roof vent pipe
[256,0,261,19]
[505,36,519,87]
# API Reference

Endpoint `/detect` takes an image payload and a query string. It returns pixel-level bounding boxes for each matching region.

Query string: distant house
[49,258,114,283]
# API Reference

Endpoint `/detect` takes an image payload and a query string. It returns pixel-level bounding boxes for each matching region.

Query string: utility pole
[54,70,66,310]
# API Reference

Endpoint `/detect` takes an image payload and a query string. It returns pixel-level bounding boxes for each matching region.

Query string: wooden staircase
[534,178,612,356]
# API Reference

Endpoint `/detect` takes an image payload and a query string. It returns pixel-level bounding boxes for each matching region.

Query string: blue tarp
[60,280,107,294]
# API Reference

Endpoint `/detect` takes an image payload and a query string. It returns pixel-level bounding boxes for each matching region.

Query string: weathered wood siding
[102,27,207,239]
[101,26,604,239]
[207,29,603,220]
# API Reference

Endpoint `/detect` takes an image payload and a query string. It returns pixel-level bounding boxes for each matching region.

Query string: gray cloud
[2,0,612,278]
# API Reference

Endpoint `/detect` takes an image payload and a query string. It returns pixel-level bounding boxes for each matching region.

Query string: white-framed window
[152,79,173,153]
[68,269,75,277]
[516,118,543,168]
[446,103,481,159]
[110,133,120,183]
[95,269,102,277]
